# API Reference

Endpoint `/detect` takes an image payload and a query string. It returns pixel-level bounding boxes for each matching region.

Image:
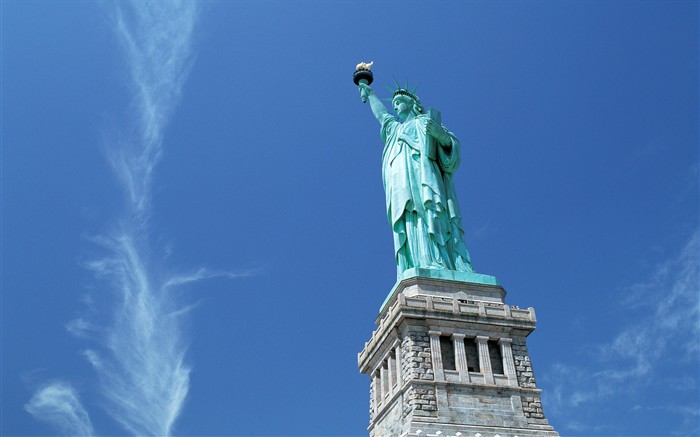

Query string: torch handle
[358,78,368,103]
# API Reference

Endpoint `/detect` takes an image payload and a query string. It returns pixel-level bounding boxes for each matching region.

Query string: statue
[355,64,475,278]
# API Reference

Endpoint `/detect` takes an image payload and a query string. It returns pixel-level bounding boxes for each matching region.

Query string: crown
[390,79,420,103]
[393,88,420,102]
[381,80,424,113]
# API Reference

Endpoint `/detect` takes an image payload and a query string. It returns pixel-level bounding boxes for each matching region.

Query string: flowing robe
[380,112,474,276]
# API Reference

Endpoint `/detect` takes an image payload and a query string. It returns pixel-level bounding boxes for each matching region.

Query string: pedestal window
[488,340,504,375]
[439,335,456,371]
[464,338,480,372]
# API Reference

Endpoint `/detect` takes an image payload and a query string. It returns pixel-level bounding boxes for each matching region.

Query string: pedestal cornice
[359,277,536,374]
[359,271,558,437]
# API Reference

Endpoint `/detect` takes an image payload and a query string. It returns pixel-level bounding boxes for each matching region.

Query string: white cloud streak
[163,267,259,289]
[110,1,198,217]
[28,2,203,436]
[25,382,95,437]
[84,233,192,437]
[83,2,199,435]
[544,231,700,434]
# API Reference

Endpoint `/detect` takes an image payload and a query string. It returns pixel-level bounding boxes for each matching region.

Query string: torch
[353,61,374,103]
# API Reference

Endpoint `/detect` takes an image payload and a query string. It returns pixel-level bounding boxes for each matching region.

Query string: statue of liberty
[357,78,475,278]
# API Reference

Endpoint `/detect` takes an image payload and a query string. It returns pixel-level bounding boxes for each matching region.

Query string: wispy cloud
[630,404,700,436]
[109,1,198,217]
[82,2,198,435]
[27,2,207,436]
[544,231,700,434]
[25,381,95,437]
[82,233,192,436]
[163,267,259,289]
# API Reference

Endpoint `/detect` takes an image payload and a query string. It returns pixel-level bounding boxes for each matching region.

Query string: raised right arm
[359,83,390,125]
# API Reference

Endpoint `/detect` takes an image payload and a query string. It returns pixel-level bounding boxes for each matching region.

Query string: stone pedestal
[358,274,559,437]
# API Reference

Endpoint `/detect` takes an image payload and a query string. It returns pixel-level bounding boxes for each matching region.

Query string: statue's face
[393,96,412,119]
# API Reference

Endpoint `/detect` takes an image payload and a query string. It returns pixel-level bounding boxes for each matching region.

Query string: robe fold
[380,112,474,276]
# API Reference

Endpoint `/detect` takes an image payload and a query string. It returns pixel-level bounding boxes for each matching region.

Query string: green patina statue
[358,78,475,278]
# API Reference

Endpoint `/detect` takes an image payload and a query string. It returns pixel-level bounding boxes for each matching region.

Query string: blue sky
[2,1,698,436]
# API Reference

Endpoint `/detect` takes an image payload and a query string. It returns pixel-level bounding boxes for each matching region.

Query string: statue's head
[392,88,423,120]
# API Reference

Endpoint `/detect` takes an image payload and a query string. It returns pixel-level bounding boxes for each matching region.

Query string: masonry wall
[512,335,537,388]
[400,328,437,417]
[512,334,551,426]
[360,279,558,436]
[369,376,376,422]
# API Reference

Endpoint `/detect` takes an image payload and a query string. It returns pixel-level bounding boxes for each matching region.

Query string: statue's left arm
[427,119,460,173]
[426,119,453,149]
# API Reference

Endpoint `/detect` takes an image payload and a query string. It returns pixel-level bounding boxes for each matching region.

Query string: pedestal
[358,273,559,437]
